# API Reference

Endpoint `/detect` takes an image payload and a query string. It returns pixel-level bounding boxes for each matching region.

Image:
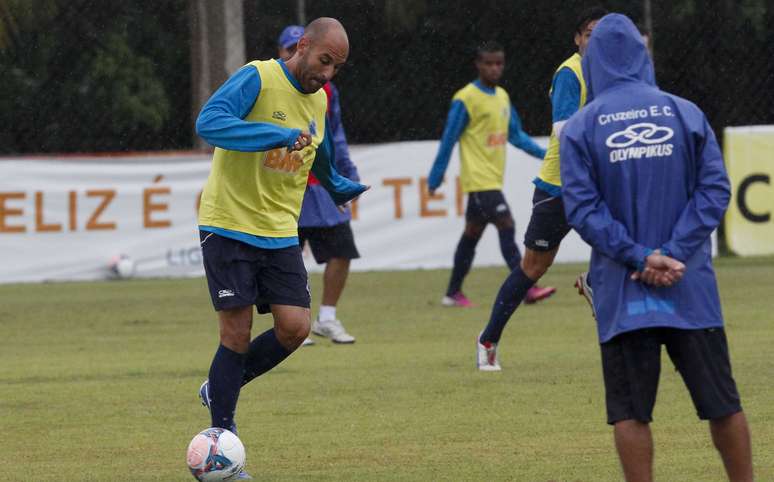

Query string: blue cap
[278,25,304,49]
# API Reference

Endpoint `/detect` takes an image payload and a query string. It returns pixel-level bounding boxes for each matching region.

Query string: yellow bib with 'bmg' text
[198,59,327,237]
[453,83,511,193]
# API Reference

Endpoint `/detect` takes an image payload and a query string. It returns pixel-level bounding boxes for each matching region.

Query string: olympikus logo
[607,123,675,163]
[272,111,287,121]
[606,123,674,148]
[218,289,235,298]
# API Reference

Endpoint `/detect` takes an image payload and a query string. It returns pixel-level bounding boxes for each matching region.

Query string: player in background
[475,7,607,370]
[427,41,553,308]
[195,18,368,479]
[575,20,653,317]
[278,25,361,345]
[561,14,752,482]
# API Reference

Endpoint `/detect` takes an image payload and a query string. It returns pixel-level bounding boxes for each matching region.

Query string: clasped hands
[630,250,686,288]
[289,131,312,152]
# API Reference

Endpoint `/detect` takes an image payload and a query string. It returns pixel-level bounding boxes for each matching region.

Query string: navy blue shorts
[298,221,360,264]
[200,231,310,313]
[466,190,512,225]
[601,327,742,424]
[524,187,571,251]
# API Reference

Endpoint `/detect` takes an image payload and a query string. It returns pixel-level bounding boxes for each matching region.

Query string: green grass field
[2,257,773,481]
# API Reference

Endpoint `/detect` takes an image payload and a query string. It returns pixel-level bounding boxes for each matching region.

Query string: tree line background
[1,0,772,154]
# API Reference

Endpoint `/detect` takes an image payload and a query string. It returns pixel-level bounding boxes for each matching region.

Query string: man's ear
[296,36,311,55]
[574,32,581,48]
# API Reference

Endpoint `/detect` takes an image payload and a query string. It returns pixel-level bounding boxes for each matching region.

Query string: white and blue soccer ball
[186,428,246,481]
[108,254,136,279]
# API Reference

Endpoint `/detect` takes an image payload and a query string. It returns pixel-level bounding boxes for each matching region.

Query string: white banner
[0,140,596,283]
[342,140,591,272]
[0,154,211,282]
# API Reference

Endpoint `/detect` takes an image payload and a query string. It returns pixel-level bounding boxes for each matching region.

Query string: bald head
[303,17,349,58]
[286,17,349,93]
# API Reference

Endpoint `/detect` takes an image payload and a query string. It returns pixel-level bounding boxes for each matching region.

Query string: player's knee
[219,327,250,353]
[276,316,311,350]
[463,224,485,240]
[521,256,551,280]
[495,216,514,231]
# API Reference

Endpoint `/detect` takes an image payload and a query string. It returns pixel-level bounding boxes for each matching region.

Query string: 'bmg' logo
[263,148,303,174]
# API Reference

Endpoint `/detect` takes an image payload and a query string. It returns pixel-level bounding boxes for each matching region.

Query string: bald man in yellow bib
[194,18,367,478]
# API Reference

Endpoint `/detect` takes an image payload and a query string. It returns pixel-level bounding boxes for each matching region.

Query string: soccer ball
[108,254,136,279]
[186,428,246,481]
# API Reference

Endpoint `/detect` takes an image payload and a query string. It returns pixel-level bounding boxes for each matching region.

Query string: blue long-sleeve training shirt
[552,68,582,123]
[560,14,730,343]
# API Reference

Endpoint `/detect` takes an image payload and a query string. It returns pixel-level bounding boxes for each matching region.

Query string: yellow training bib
[198,60,327,237]
[453,83,511,193]
[537,53,587,189]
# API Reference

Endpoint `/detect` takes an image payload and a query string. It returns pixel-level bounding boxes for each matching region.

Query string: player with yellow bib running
[476,7,607,371]
[427,41,550,309]
[194,18,367,479]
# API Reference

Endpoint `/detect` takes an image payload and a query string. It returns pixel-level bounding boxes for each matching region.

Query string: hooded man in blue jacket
[560,14,752,482]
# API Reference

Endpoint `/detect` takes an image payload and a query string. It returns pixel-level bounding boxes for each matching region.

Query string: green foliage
[2,0,774,152]
[0,0,189,153]
[88,33,170,134]
[1,259,773,480]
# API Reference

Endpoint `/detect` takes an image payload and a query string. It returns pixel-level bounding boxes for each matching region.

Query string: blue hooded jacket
[559,14,731,343]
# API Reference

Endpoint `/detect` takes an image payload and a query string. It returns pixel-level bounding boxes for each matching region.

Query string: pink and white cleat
[524,285,556,304]
[441,291,474,308]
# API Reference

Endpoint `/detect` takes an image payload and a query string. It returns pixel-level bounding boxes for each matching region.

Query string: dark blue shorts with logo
[199,231,310,313]
[466,190,512,224]
[524,187,572,251]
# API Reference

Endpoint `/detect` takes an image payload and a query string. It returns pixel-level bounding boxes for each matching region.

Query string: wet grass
[1,257,773,481]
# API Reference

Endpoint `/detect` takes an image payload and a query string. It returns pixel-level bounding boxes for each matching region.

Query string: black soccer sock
[497,226,522,271]
[208,344,246,430]
[446,234,480,296]
[480,267,535,344]
[241,329,291,386]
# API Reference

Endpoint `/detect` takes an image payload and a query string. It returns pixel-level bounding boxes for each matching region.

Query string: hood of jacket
[582,13,656,102]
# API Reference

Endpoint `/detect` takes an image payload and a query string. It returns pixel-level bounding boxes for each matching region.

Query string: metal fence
[2,0,773,153]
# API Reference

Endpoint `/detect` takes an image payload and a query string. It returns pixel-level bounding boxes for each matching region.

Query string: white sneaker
[301,337,315,346]
[476,333,501,371]
[312,319,355,344]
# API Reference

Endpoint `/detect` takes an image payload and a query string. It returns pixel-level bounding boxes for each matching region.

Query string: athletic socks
[208,344,246,430]
[480,267,536,344]
[241,329,291,386]
[497,226,522,271]
[446,234,480,296]
[318,305,336,322]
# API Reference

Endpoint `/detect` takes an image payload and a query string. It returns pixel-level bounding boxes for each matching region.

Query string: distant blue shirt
[428,80,546,191]
[552,68,582,122]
